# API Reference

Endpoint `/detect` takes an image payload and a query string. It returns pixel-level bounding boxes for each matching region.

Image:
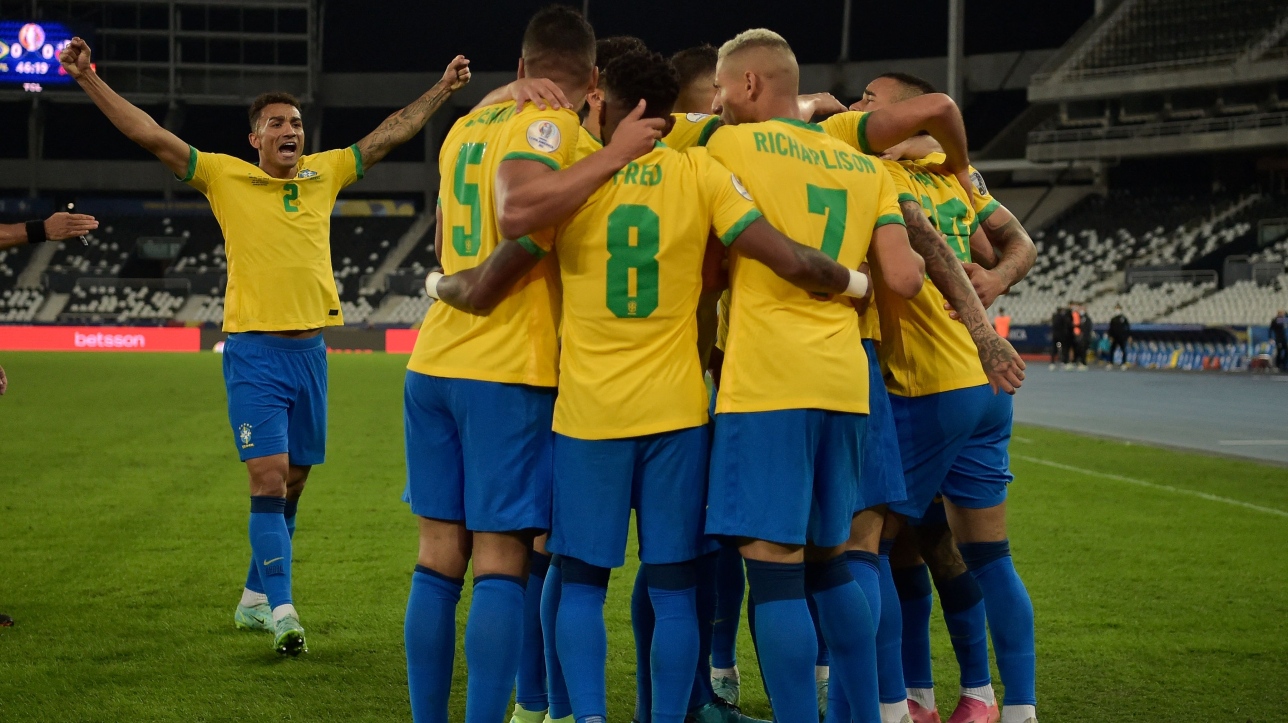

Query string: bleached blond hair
[718,28,796,63]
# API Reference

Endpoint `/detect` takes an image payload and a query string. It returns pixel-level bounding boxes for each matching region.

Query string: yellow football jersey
[546,143,760,439]
[407,103,583,387]
[818,110,875,156]
[876,158,988,397]
[182,145,361,332]
[705,119,904,415]
[663,112,722,150]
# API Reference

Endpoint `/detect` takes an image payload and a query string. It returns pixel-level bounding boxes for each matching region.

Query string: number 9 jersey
[704,118,904,415]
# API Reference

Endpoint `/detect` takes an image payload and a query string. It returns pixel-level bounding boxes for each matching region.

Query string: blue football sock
[808,594,830,667]
[689,551,719,711]
[936,570,991,688]
[892,564,934,690]
[645,562,700,723]
[248,496,292,609]
[556,558,611,723]
[245,499,298,596]
[406,566,463,723]
[744,559,816,723]
[846,550,882,627]
[876,544,907,704]
[808,555,879,723]
[542,557,572,720]
[465,574,527,723]
[959,540,1036,707]
[516,552,551,712]
[710,545,745,670]
[631,565,655,723]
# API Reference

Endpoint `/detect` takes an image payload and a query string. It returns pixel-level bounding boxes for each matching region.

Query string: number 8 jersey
[537,142,761,440]
[409,102,584,387]
[705,118,904,415]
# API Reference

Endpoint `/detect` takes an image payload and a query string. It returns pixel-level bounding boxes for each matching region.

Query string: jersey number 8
[605,204,660,319]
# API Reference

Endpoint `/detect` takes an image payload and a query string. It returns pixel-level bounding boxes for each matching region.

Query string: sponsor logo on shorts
[239,423,254,449]
[527,120,562,153]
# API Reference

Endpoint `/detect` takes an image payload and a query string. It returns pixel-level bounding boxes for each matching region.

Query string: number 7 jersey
[705,118,904,415]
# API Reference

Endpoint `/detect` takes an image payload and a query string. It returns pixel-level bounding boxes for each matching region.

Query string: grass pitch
[1,352,1285,722]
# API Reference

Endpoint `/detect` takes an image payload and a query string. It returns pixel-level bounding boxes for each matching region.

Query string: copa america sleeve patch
[686,112,711,122]
[731,174,754,202]
[969,169,989,197]
[527,120,562,153]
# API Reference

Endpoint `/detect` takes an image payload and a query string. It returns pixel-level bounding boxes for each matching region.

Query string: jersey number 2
[605,204,659,318]
[282,183,300,213]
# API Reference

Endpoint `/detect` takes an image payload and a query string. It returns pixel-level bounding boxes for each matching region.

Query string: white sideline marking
[1012,454,1288,519]
[1218,440,1288,446]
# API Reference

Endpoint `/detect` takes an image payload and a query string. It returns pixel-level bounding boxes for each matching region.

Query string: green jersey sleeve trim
[897,192,918,204]
[350,144,365,180]
[875,213,906,228]
[976,198,1000,223]
[514,235,548,259]
[969,216,980,235]
[179,145,198,182]
[697,117,723,147]
[856,112,873,155]
[502,151,561,171]
[720,209,764,247]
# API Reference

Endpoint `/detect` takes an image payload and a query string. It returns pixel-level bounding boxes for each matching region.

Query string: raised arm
[472,78,572,112]
[863,94,969,174]
[60,38,189,177]
[495,101,664,240]
[356,56,471,170]
[901,201,1025,393]
[961,204,1036,309]
[727,217,867,298]
[425,239,543,315]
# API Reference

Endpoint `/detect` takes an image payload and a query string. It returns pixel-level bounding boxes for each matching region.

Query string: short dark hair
[671,44,718,88]
[601,50,680,120]
[522,5,596,81]
[596,35,648,71]
[248,91,301,132]
[878,72,936,99]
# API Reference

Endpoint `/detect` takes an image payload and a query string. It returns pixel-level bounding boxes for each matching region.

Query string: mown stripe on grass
[1013,454,1288,519]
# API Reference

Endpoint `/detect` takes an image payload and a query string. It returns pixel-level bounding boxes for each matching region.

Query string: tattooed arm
[901,201,1025,393]
[356,55,471,169]
[961,204,1036,309]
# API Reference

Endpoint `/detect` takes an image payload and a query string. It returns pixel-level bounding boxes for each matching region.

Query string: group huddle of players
[61,4,1038,723]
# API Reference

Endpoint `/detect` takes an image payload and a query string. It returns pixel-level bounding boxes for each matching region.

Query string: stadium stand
[0,287,46,322]
[1159,275,1288,325]
[60,280,189,324]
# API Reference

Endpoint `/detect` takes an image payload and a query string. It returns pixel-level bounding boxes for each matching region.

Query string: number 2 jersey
[705,118,904,415]
[181,145,362,332]
[540,142,760,439]
[821,111,999,397]
[408,101,588,387]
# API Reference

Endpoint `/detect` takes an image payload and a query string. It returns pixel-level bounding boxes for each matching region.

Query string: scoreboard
[0,21,80,90]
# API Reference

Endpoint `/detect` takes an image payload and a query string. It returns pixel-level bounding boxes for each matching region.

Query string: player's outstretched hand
[880,135,942,162]
[605,100,665,166]
[977,332,1025,395]
[507,78,571,111]
[59,37,93,80]
[441,55,471,91]
[44,212,99,242]
[0,363,7,396]
[797,92,847,120]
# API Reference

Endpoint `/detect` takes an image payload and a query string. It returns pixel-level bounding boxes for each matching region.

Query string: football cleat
[273,614,307,656]
[945,696,999,723]
[510,704,547,723]
[816,677,829,719]
[711,673,740,707]
[908,699,943,723]
[542,716,573,723]
[686,698,770,723]
[234,602,273,633]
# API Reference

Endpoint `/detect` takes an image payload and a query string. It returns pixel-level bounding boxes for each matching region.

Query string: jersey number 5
[606,204,659,319]
[451,142,486,256]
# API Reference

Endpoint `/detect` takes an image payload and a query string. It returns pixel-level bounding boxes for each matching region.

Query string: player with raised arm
[827,73,1037,723]
[702,29,924,723]
[60,37,470,657]
[401,7,664,723]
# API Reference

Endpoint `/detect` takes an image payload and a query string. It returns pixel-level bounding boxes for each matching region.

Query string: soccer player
[60,36,469,656]
[703,29,925,723]
[402,7,665,723]
[829,73,1038,723]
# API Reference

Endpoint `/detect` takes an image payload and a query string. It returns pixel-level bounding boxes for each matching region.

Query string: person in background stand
[1108,305,1131,368]
[993,307,1011,340]
[1271,309,1287,371]
[1072,303,1092,370]
[1050,304,1070,370]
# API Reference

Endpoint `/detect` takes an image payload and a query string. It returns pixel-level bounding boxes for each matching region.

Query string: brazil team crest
[297,168,318,179]
[527,120,562,152]
[238,423,254,449]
